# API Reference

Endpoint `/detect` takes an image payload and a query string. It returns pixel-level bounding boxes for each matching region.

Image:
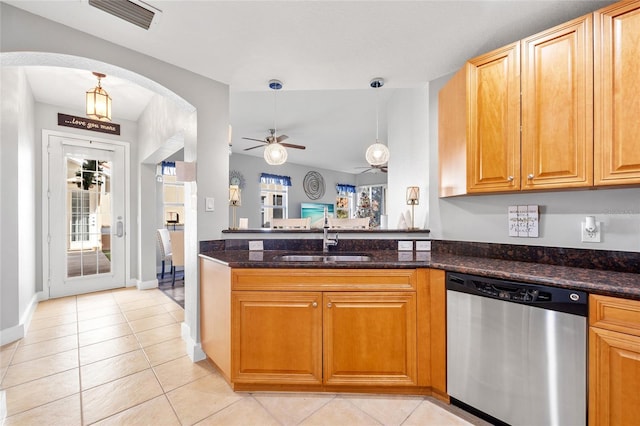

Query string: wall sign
[57,113,121,135]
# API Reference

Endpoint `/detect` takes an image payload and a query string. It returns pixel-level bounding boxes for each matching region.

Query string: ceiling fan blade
[276,134,289,143]
[242,137,267,143]
[280,142,306,150]
[243,145,264,151]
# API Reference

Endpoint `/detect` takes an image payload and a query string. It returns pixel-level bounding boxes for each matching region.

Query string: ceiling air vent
[88,0,160,30]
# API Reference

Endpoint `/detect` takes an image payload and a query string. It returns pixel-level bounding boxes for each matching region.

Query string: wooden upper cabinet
[594,0,640,186]
[467,42,521,193]
[521,14,593,190]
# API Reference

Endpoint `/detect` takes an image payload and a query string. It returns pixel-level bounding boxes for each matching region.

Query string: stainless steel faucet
[323,206,338,252]
[323,225,338,252]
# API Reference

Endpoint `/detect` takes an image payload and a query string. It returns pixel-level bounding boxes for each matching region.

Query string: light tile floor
[0,288,487,425]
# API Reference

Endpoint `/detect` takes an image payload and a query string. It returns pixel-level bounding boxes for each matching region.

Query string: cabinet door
[231,291,322,385]
[589,327,640,426]
[323,292,417,386]
[467,42,521,193]
[521,15,593,190]
[594,1,640,186]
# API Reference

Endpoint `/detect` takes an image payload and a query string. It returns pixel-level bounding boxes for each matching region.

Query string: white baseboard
[0,291,42,346]
[137,278,158,290]
[0,324,25,346]
[181,322,206,362]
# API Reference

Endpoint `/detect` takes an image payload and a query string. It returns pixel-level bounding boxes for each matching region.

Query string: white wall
[428,73,640,252]
[0,67,37,344]
[1,4,229,357]
[387,88,430,230]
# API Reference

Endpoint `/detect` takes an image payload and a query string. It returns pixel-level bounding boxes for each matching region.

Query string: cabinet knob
[312,302,318,308]
[507,176,514,182]
[327,302,332,308]
[527,174,534,179]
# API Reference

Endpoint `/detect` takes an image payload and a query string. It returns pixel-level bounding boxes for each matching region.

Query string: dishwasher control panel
[446,272,587,317]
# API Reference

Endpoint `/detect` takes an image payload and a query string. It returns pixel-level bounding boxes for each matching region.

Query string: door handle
[116,216,124,237]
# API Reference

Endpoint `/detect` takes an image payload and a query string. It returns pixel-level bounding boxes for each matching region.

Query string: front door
[46,134,127,298]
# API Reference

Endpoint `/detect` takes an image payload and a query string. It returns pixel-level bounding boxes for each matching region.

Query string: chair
[271,218,311,229]
[327,217,370,229]
[169,231,184,287]
[156,228,172,280]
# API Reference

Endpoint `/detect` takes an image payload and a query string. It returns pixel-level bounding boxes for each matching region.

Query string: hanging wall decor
[229,170,246,189]
[303,171,325,200]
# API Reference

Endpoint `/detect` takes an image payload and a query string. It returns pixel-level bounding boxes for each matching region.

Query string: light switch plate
[398,241,413,251]
[249,240,264,251]
[205,197,215,212]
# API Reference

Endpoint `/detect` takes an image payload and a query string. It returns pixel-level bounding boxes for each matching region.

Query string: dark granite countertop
[199,249,640,301]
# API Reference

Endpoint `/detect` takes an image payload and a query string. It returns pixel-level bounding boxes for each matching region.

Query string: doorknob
[116,216,124,237]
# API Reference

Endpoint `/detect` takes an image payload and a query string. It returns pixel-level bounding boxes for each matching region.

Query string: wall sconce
[86,72,112,121]
[406,186,420,230]
[229,185,241,229]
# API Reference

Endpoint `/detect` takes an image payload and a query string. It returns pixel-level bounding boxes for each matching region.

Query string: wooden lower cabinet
[200,266,447,397]
[323,292,417,386]
[231,291,322,385]
[589,294,640,426]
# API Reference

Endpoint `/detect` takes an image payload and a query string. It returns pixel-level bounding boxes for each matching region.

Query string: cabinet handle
[527,174,534,179]
[311,302,318,308]
[327,302,332,308]
[507,176,514,182]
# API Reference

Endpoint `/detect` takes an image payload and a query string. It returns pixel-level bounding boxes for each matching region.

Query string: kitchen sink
[276,254,372,262]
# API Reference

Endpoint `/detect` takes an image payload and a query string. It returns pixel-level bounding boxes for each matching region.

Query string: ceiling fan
[241,128,306,151]
[357,164,388,174]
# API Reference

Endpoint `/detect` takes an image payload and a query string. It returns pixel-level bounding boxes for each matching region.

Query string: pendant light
[263,79,288,165]
[86,72,112,121]
[365,77,389,166]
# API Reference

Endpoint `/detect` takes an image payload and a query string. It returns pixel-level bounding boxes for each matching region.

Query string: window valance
[260,173,292,187]
[161,161,176,176]
[336,184,356,194]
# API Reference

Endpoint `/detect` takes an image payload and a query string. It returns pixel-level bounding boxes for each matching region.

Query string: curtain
[162,161,176,176]
[260,172,292,186]
[336,184,356,194]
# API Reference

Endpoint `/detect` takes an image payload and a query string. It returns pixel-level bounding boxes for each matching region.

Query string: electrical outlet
[398,241,413,251]
[416,241,431,251]
[581,222,601,243]
[249,240,264,251]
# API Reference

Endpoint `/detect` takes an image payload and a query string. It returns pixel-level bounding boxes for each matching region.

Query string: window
[259,173,291,228]
[356,184,386,228]
[336,184,357,218]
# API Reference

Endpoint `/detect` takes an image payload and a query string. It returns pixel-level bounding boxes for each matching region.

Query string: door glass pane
[66,156,112,278]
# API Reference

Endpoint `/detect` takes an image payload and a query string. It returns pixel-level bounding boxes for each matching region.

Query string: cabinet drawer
[589,294,640,336]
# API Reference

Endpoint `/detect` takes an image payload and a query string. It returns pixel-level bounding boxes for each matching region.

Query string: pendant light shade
[264,142,288,165]
[366,141,390,166]
[366,77,389,167]
[86,72,112,121]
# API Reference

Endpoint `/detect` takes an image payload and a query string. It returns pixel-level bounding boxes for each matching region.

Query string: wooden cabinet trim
[232,268,417,292]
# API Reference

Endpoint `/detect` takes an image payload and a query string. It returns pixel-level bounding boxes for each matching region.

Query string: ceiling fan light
[264,143,288,165]
[86,72,112,121]
[366,141,389,166]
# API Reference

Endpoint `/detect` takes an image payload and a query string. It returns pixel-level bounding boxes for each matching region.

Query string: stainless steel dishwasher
[446,272,587,426]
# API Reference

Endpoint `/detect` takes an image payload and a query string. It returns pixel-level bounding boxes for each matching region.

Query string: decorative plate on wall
[229,170,245,189]
[303,171,325,200]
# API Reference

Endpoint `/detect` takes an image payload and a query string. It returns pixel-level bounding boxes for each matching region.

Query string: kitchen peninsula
[199,236,640,415]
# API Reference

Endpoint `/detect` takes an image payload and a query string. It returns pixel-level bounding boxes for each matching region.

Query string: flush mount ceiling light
[365,77,390,167]
[86,71,112,121]
[263,79,288,165]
